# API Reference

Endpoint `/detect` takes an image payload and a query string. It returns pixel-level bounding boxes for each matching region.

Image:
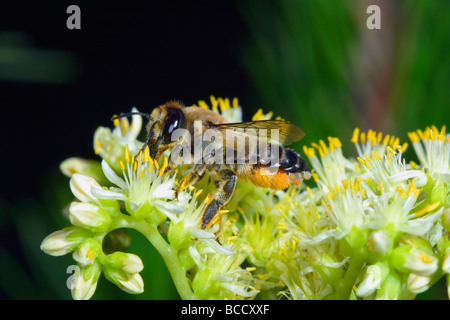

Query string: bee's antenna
[111,112,152,121]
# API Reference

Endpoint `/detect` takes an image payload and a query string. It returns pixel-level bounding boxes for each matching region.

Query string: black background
[1,1,256,202]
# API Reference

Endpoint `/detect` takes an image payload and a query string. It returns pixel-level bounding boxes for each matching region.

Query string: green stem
[326,250,367,300]
[109,214,198,300]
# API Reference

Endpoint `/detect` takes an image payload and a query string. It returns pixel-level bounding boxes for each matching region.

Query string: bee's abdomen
[235,145,311,190]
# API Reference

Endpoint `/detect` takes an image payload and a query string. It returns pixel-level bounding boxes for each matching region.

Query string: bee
[112,101,311,229]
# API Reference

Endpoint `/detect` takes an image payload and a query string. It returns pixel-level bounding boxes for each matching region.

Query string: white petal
[186,227,215,239]
[203,239,236,255]
[91,186,127,201]
[101,160,127,190]
[70,174,101,204]
[129,107,143,139]
[153,181,175,199]
[389,170,427,187]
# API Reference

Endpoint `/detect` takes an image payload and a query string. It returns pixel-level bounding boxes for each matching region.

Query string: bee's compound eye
[162,108,186,142]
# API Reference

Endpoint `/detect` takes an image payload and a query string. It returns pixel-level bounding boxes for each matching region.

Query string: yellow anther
[333,137,342,148]
[120,118,128,134]
[319,139,328,154]
[87,250,95,261]
[418,251,434,263]
[124,145,131,163]
[406,179,417,197]
[312,172,319,182]
[198,100,209,109]
[232,97,239,108]
[209,95,218,110]
[376,131,383,143]
[342,179,348,190]
[360,132,366,143]
[371,151,377,161]
[252,108,264,121]
[159,157,168,176]
[417,129,424,140]
[138,169,143,179]
[428,201,441,212]
[194,189,203,198]
[364,154,371,162]
[144,145,150,162]
[112,115,120,126]
[119,160,125,171]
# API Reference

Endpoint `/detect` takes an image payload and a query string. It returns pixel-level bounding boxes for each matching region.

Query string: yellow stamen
[252,109,264,121]
[319,139,328,154]
[210,95,218,110]
[198,100,209,109]
[406,180,417,197]
[194,189,203,198]
[351,127,360,143]
[159,157,168,175]
[87,250,95,261]
[124,144,130,163]
[112,115,120,127]
[232,97,239,108]
[119,160,125,171]
[419,251,434,263]
[144,145,151,162]
[360,132,366,144]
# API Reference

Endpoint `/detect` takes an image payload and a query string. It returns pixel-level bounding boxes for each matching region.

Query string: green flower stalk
[41,96,450,300]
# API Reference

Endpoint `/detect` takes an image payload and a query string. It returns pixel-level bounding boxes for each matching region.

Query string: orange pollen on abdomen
[241,166,301,190]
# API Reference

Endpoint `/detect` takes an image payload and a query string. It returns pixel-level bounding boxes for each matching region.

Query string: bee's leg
[174,163,208,199]
[201,169,237,229]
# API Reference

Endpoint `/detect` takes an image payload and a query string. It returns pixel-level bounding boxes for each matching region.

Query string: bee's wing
[210,120,305,146]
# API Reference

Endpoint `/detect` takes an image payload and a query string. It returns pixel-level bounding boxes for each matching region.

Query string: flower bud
[390,236,438,276]
[105,252,144,274]
[104,266,144,294]
[168,219,192,250]
[368,230,391,257]
[71,260,102,300]
[69,202,112,232]
[406,273,433,294]
[40,226,92,256]
[70,173,102,204]
[73,239,102,267]
[356,262,388,298]
[60,158,108,186]
[375,272,401,300]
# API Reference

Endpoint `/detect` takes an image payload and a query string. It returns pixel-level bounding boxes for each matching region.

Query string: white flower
[70,261,102,300]
[194,96,243,123]
[40,227,91,256]
[406,273,433,293]
[92,152,187,220]
[68,202,112,232]
[303,137,355,193]
[70,173,102,205]
[356,264,384,297]
[408,126,450,184]
[93,107,145,168]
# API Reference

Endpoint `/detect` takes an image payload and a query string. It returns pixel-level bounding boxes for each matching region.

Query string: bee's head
[112,101,187,160]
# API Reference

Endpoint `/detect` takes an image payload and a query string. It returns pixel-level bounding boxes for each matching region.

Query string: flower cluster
[41,96,450,300]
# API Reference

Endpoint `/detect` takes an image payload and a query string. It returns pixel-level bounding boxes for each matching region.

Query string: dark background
[0,1,449,299]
